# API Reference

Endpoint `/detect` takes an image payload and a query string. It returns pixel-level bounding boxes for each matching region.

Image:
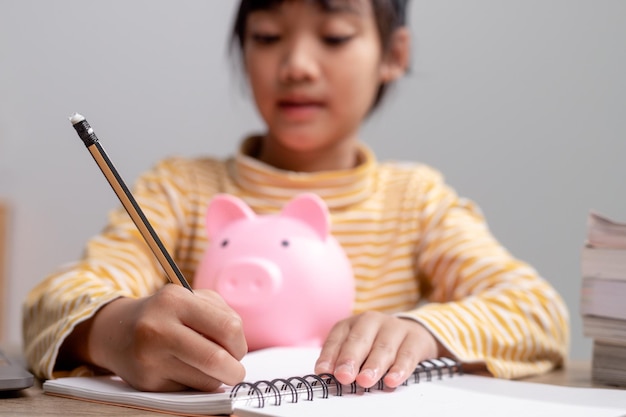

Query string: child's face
[243,0,402,167]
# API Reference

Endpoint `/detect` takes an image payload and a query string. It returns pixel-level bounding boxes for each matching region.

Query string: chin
[271,131,330,151]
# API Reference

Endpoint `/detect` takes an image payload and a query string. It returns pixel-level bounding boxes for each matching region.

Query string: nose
[279,36,320,83]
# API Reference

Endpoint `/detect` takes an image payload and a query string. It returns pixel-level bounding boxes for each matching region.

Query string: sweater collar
[228,136,378,210]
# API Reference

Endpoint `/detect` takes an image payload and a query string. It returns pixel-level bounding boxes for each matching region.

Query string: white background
[1,1,625,360]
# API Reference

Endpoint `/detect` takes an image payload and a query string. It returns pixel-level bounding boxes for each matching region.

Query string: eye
[281,240,289,247]
[323,35,353,46]
[250,33,281,45]
[221,239,229,248]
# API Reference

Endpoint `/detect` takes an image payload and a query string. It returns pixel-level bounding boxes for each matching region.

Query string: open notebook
[43,347,626,417]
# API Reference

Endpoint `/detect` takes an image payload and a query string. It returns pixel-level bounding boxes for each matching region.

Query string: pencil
[69,113,193,292]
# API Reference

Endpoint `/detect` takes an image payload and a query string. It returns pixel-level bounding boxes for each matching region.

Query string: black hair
[230,0,410,111]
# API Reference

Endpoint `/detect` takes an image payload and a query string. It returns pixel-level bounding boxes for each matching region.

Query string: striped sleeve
[22,157,196,379]
[400,176,569,378]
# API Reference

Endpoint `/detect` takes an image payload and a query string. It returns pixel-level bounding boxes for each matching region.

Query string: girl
[23,0,569,392]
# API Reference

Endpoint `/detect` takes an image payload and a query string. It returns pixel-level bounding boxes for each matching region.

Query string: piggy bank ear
[281,193,330,240]
[206,194,256,237]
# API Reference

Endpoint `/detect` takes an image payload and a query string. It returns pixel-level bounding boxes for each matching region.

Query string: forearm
[402,279,569,378]
[412,188,569,377]
[56,296,134,374]
[23,279,124,379]
[23,236,164,378]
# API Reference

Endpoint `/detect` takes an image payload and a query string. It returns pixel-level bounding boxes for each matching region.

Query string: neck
[255,135,361,172]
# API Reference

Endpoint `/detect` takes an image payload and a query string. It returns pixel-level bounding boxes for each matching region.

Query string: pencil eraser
[69,113,85,125]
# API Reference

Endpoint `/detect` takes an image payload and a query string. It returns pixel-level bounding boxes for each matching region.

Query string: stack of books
[580,211,626,386]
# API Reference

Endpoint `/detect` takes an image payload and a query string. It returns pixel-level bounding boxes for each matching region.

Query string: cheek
[335,65,382,116]
[332,49,383,107]
[245,57,274,110]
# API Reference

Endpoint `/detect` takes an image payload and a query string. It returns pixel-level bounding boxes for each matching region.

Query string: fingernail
[384,371,405,387]
[335,362,355,377]
[360,368,377,382]
[386,371,400,380]
[316,361,332,373]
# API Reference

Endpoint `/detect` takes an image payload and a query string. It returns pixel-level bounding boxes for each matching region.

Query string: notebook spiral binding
[230,357,462,409]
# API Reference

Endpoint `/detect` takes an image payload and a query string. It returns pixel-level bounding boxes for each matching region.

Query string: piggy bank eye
[221,239,229,247]
[281,239,289,247]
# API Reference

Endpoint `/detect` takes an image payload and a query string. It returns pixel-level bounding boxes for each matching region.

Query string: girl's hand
[314,311,440,388]
[65,285,248,392]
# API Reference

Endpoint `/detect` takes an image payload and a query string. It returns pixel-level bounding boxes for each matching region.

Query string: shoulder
[145,154,229,185]
[151,154,228,175]
[133,154,231,201]
[376,161,488,238]
[376,160,446,190]
[375,160,478,214]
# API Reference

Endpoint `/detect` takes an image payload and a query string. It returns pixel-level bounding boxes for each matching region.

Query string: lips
[277,97,325,121]
[279,97,324,108]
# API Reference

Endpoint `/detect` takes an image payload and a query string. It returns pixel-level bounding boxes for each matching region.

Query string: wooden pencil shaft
[87,143,192,291]
[69,116,193,292]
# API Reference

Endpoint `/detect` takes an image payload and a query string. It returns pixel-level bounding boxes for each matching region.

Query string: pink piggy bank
[193,193,355,351]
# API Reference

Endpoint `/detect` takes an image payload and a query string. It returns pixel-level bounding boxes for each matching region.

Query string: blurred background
[1,1,625,360]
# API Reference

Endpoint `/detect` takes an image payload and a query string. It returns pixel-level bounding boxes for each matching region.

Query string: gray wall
[1,1,625,361]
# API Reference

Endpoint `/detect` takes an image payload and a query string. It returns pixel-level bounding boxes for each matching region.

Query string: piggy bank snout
[215,258,282,308]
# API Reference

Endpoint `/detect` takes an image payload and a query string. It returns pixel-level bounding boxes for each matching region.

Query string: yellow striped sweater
[23,137,569,380]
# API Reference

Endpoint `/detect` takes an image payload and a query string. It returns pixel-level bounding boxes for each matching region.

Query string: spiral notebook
[43,347,626,417]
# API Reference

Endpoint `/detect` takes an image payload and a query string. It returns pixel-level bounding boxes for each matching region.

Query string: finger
[124,371,188,392]
[194,289,233,310]
[382,333,422,388]
[332,313,383,385]
[315,321,350,374]
[354,322,406,388]
[127,355,226,392]
[179,291,248,360]
[165,356,228,392]
[169,321,246,387]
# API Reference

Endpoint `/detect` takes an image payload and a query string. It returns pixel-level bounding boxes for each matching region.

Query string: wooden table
[522,359,605,388]
[0,356,621,416]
